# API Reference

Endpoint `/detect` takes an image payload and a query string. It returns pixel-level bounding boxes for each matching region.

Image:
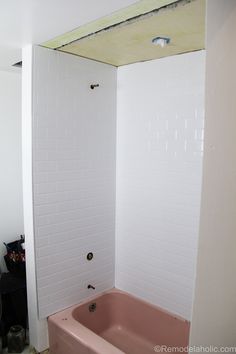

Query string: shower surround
[24,45,205,350]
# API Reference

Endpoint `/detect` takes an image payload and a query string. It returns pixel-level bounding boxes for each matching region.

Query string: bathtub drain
[89,303,96,312]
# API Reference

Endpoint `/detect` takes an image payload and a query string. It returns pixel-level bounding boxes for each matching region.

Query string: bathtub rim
[49,287,190,323]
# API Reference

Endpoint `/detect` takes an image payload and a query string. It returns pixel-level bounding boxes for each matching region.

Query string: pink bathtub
[48,289,190,354]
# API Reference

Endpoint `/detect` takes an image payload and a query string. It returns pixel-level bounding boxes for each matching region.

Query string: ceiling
[0,0,205,72]
[55,0,205,66]
[0,0,138,72]
[42,0,176,49]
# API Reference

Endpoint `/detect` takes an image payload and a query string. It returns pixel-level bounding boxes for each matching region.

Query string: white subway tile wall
[32,46,117,318]
[116,51,205,320]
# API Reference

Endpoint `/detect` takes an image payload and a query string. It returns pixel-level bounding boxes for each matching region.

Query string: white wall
[190,0,236,345]
[116,51,205,320]
[0,70,23,271]
[31,46,117,319]
[22,46,49,352]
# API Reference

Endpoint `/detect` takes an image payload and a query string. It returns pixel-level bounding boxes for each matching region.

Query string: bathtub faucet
[87,284,95,290]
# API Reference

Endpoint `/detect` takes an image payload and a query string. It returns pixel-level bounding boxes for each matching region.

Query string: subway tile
[32,46,116,318]
[116,51,205,321]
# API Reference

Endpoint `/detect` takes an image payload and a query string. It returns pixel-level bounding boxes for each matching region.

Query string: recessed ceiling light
[152,37,170,48]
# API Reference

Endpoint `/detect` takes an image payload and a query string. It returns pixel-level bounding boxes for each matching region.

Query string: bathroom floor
[3,347,31,353]
[101,325,155,354]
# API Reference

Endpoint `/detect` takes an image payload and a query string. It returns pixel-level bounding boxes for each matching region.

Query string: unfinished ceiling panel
[42,0,205,66]
[42,0,178,49]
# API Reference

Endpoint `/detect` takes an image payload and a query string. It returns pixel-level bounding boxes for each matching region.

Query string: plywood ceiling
[43,0,205,67]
